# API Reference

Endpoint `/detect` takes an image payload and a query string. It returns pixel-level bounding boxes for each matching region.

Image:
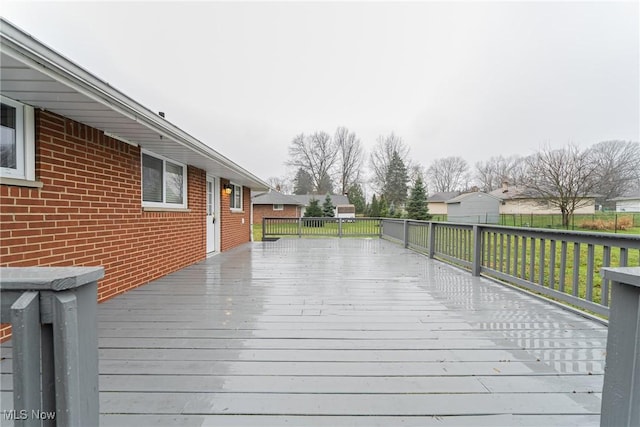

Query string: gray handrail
[0,266,104,427]
[600,267,640,427]
[381,219,640,318]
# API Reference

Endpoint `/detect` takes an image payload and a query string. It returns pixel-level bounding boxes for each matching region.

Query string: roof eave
[0,18,269,191]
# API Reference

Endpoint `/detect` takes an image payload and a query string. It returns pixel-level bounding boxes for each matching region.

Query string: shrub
[580,216,633,231]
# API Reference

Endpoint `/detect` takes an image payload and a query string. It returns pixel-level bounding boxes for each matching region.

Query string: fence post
[338,218,343,238]
[403,220,409,248]
[10,291,41,427]
[0,267,104,427]
[428,222,436,258]
[298,217,302,238]
[600,267,640,427]
[472,225,482,276]
[262,217,266,241]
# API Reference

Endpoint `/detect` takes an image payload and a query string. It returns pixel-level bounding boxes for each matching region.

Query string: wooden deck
[1,239,606,426]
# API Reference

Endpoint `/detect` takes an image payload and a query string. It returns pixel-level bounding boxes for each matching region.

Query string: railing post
[339,218,343,238]
[472,225,482,276]
[403,219,409,248]
[262,217,266,241]
[600,267,640,427]
[0,267,104,427]
[298,217,302,238]
[428,222,436,258]
[10,291,41,427]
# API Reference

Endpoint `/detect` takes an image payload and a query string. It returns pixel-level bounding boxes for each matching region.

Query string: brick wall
[253,204,300,224]
[219,178,251,251]
[0,110,207,340]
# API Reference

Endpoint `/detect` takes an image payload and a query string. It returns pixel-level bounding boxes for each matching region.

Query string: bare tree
[334,127,364,195]
[287,132,339,194]
[588,140,640,207]
[474,155,525,192]
[426,156,470,193]
[408,163,427,187]
[524,144,598,227]
[267,176,291,194]
[369,133,411,194]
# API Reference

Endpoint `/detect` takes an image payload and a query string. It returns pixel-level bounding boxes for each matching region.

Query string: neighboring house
[489,183,596,215]
[446,192,501,224]
[610,191,640,212]
[334,204,356,219]
[292,194,352,217]
[252,190,303,223]
[426,191,460,215]
[0,20,268,339]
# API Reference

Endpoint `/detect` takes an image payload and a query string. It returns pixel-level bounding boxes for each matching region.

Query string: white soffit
[0,19,269,190]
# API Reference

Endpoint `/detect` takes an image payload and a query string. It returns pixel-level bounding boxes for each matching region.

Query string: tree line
[268,128,640,224]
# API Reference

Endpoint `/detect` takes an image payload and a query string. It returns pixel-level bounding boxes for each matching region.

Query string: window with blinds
[142,151,187,208]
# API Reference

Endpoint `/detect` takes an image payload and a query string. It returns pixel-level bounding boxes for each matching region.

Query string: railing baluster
[586,244,594,301]
[493,232,498,270]
[530,237,536,282]
[559,241,567,293]
[513,235,519,277]
[549,240,556,290]
[539,238,545,286]
[602,246,611,306]
[620,247,628,267]
[499,233,504,273]
[520,236,527,279]
[505,234,511,275]
[572,242,581,297]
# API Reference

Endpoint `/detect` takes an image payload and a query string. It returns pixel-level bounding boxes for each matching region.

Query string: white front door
[206,177,216,253]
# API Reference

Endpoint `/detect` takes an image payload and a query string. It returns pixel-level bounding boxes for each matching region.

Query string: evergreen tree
[293,168,314,195]
[304,198,323,217]
[406,175,431,220]
[369,195,380,217]
[316,172,334,194]
[347,184,366,214]
[382,150,409,207]
[322,195,335,217]
[389,202,396,218]
[379,194,389,218]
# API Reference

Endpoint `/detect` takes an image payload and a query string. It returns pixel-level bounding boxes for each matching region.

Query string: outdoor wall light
[223,184,232,195]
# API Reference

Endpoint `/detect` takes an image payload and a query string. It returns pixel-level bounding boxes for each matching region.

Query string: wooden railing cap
[0,266,105,291]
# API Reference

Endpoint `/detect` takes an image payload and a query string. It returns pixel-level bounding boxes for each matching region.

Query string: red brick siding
[0,110,207,340]
[253,204,300,224]
[220,178,251,251]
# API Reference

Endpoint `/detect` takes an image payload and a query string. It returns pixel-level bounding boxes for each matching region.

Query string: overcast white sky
[2,1,639,187]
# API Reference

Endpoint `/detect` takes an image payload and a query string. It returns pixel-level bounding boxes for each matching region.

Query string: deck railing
[261,216,640,317]
[262,217,381,239]
[381,219,640,318]
[0,267,104,426]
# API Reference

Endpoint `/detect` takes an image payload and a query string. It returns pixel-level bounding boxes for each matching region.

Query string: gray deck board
[0,239,606,426]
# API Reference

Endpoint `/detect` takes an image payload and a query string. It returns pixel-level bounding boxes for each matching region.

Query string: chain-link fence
[425,213,640,232]
[499,212,640,232]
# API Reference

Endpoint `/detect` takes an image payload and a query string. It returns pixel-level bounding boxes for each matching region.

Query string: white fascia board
[0,18,269,191]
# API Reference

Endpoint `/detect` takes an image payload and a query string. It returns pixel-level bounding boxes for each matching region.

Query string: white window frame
[273,204,284,211]
[1,96,35,182]
[141,150,188,209]
[230,182,243,211]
